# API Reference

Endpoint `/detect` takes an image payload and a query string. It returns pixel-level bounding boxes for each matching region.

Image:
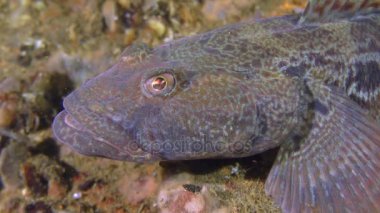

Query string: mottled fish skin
[53,0,380,212]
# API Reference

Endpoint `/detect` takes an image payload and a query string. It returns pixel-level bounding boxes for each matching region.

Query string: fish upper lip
[62,110,87,132]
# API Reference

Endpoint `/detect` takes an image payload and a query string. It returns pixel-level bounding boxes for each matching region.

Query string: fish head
[52,44,277,162]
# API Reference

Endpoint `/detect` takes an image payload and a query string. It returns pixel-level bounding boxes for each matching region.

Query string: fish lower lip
[52,110,99,144]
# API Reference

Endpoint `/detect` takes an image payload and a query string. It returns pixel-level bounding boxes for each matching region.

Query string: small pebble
[78,179,95,191]
[121,9,136,28]
[230,164,239,176]
[102,0,119,33]
[118,0,131,9]
[17,51,32,66]
[0,105,16,128]
[147,18,166,37]
[124,28,137,45]
[72,192,82,200]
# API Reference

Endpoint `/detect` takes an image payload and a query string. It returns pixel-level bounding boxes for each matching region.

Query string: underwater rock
[0,98,18,129]
[17,38,50,67]
[22,163,48,197]
[157,176,226,213]
[47,179,67,200]
[0,77,21,128]
[17,153,74,201]
[0,141,29,190]
[117,172,158,205]
[24,201,52,213]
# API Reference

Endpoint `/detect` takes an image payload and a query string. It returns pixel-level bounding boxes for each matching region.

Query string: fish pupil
[152,77,167,90]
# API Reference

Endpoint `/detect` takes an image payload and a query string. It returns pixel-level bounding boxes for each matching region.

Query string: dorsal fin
[299,0,380,24]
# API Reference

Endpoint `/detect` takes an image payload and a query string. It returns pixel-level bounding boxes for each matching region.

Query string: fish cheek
[123,101,186,158]
[156,74,261,158]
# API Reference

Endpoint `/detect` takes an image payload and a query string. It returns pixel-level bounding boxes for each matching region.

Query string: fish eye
[144,73,175,96]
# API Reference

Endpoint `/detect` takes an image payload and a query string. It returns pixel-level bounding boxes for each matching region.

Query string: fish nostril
[121,120,136,130]
[110,114,123,123]
[87,102,104,113]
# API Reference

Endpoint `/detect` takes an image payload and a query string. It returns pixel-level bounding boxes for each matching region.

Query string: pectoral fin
[265,80,380,212]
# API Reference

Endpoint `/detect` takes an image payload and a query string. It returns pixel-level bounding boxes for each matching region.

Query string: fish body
[53,0,380,212]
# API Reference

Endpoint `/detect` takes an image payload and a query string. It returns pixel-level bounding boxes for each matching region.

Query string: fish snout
[53,90,157,162]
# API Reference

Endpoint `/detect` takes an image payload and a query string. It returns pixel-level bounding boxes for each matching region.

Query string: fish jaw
[52,92,159,162]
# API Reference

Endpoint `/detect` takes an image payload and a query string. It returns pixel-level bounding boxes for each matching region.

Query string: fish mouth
[52,94,157,162]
